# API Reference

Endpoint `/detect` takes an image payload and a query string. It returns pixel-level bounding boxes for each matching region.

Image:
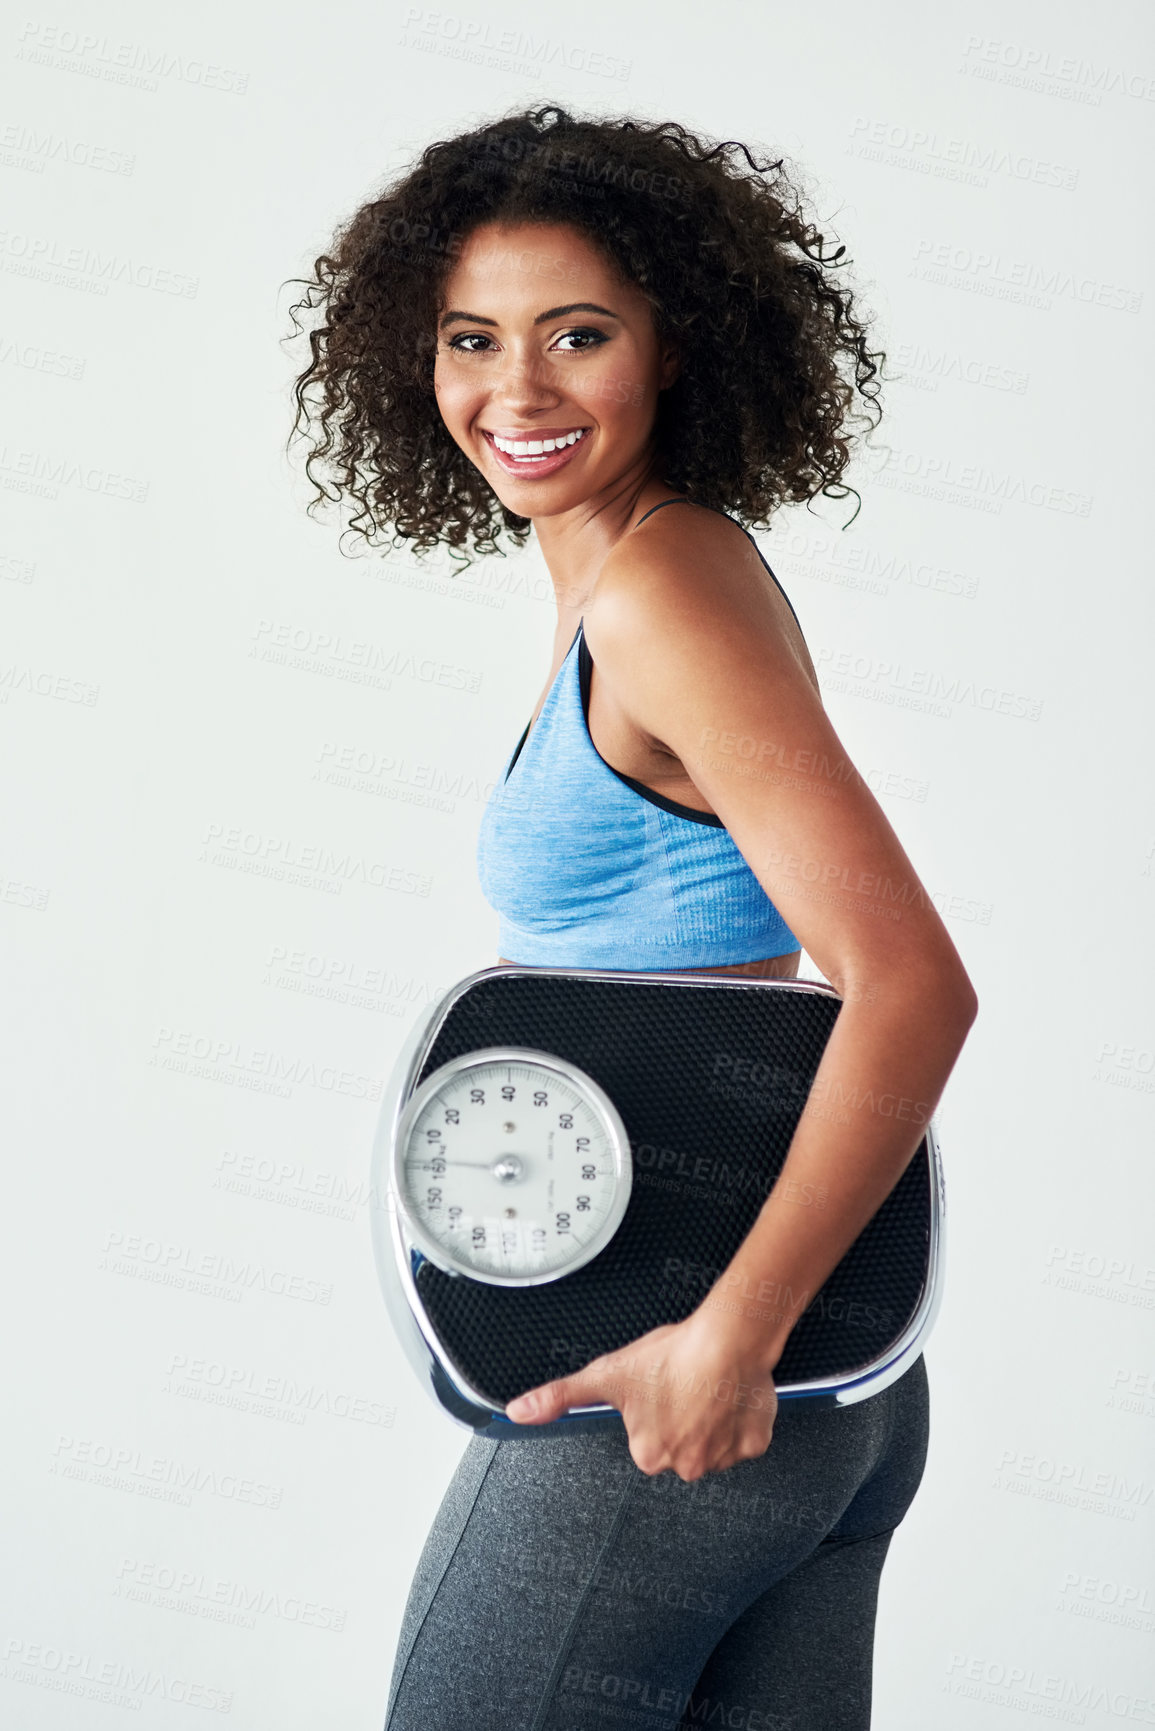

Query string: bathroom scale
[370,964,945,1438]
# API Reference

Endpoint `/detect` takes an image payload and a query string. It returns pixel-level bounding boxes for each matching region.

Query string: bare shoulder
[587,502,818,693]
[576,504,972,1000]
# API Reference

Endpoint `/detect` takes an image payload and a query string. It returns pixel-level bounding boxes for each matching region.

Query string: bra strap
[634,497,693,526]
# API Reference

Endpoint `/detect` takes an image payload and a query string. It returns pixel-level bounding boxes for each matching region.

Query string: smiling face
[433,221,680,517]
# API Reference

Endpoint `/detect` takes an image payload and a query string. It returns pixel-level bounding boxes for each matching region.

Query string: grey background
[2,0,1152,1724]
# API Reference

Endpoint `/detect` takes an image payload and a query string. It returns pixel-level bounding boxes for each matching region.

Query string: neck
[532,455,674,624]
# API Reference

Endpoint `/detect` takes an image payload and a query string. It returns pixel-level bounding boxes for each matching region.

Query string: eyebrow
[438,301,622,332]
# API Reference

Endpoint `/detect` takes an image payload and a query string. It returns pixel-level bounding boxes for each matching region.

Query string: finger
[506,1374,586,1423]
[506,1342,652,1422]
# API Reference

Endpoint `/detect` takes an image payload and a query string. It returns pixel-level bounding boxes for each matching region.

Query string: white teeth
[491,429,588,457]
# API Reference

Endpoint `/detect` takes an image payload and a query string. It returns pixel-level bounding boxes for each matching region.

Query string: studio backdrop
[2,1,1152,1726]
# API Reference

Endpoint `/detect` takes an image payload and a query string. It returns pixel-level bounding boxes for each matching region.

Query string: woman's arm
[591,509,978,1356]
[506,508,977,1474]
[695,971,976,1374]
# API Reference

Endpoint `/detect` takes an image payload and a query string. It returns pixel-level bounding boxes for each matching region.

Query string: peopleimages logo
[14,21,250,94]
[199,822,432,898]
[149,1024,385,1101]
[399,8,632,82]
[0,229,198,297]
[847,117,1078,190]
[911,238,1141,314]
[771,527,979,597]
[250,618,482,695]
[958,34,1155,105]
[103,1231,335,1305]
[944,1651,1155,1722]
[114,1556,348,1632]
[0,1635,233,1713]
[891,341,1028,396]
[0,122,135,176]
[164,1353,395,1428]
[50,1433,283,1509]
[869,444,1093,517]
[812,647,1044,722]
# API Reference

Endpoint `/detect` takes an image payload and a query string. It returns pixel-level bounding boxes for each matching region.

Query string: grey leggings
[383,1353,929,1731]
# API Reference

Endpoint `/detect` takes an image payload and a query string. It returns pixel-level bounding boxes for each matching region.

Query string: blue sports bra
[475,498,803,970]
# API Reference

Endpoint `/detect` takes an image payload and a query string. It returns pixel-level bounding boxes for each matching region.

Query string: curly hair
[283,103,885,564]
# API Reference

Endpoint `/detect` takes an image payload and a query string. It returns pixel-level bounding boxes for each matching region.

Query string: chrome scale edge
[369,964,946,1439]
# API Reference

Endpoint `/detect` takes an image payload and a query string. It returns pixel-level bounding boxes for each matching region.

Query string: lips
[484,427,591,446]
[481,427,592,479]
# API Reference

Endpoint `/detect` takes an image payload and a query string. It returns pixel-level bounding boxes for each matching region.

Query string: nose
[490,346,562,415]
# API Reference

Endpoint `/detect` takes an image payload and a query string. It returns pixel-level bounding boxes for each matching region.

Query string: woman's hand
[504,1308,779,1481]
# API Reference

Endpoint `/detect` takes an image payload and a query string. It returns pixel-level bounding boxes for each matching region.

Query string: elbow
[956,978,980,1031]
[917,934,979,1032]
[944,951,979,1028]
[844,955,979,1038]
[932,961,979,1040]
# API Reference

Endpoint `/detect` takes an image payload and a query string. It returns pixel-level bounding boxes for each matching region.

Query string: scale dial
[392,1046,632,1286]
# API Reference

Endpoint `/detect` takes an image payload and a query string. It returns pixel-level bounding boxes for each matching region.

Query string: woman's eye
[446,328,607,355]
[554,328,607,352]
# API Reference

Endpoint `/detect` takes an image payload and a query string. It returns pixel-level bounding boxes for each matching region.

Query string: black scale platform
[409,972,931,1407]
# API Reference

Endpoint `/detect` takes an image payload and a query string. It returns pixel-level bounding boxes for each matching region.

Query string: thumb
[506,1372,589,1424]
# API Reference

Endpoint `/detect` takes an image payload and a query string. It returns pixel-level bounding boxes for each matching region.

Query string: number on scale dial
[393,1048,632,1286]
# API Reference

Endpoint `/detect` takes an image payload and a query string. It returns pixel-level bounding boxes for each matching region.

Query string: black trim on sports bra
[577,625,724,827]
[633,496,693,527]
[502,501,806,796]
[504,718,531,784]
[503,619,583,785]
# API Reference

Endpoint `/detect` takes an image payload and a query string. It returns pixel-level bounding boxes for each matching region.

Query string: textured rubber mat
[405,972,932,1406]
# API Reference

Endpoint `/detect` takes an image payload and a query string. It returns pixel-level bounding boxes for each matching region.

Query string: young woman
[288,104,978,1731]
